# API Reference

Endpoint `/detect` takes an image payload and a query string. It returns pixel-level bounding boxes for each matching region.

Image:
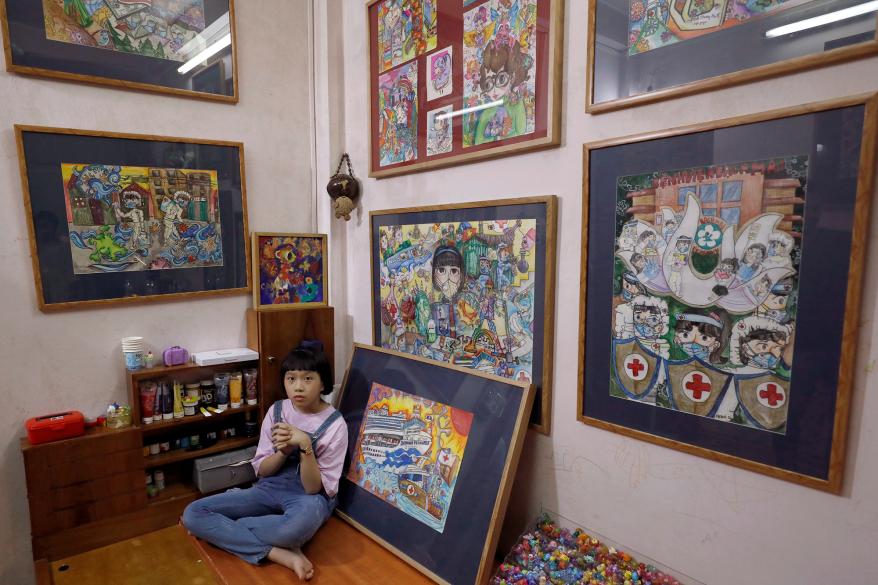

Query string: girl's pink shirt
[251,399,348,497]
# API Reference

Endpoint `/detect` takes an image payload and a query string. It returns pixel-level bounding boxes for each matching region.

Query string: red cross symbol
[627,358,645,377]
[683,372,711,402]
[757,382,786,408]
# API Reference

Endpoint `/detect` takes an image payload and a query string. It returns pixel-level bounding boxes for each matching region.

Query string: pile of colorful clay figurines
[493,515,686,585]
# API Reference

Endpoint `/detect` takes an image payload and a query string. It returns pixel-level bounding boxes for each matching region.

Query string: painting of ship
[398,459,445,520]
[360,404,433,463]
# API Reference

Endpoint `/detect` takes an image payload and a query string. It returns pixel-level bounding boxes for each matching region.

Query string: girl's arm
[271,424,323,494]
[296,445,323,495]
[255,449,289,478]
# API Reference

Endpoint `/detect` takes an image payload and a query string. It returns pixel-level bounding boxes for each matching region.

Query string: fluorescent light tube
[178,33,232,74]
[436,100,504,121]
[765,1,878,38]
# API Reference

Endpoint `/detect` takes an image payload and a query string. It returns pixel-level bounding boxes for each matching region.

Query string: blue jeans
[182,464,335,564]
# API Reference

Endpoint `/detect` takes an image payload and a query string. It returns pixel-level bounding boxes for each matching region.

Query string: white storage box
[192,347,259,366]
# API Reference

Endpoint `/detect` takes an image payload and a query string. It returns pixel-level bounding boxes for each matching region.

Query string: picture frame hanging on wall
[336,343,534,585]
[367,0,564,178]
[1,0,238,102]
[251,232,328,310]
[586,0,878,113]
[16,125,250,312]
[578,93,878,492]
[370,196,557,434]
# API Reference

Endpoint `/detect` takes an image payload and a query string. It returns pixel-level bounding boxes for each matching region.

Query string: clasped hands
[271,422,310,455]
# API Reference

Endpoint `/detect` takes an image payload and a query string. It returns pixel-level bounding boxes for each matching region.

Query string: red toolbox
[26,411,85,445]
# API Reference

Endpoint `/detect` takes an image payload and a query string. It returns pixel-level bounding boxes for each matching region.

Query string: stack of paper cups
[122,337,145,371]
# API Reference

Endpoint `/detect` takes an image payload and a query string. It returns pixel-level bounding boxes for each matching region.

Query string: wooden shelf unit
[140,403,260,437]
[144,436,258,469]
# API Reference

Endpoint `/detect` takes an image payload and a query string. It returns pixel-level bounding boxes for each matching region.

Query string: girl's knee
[182,501,208,532]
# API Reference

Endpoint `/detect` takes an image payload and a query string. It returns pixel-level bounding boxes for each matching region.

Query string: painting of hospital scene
[628,0,814,55]
[378,61,418,166]
[347,383,473,533]
[462,0,537,148]
[378,218,538,383]
[612,156,808,434]
[254,234,326,308]
[62,163,222,274]
[376,0,437,73]
[43,0,207,62]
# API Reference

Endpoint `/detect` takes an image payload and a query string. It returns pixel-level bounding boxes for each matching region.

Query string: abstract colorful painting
[42,0,207,62]
[376,0,438,73]
[426,105,453,156]
[62,163,222,274]
[377,218,539,384]
[253,233,326,309]
[427,46,453,101]
[347,383,473,533]
[628,0,815,55]
[611,156,808,433]
[462,0,537,148]
[377,61,419,166]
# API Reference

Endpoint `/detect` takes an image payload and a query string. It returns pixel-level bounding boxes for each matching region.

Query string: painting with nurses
[62,163,222,274]
[378,218,538,384]
[611,156,808,434]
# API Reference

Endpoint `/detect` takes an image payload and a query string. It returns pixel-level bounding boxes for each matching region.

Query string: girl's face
[434,263,461,298]
[284,370,324,413]
[674,326,720,352]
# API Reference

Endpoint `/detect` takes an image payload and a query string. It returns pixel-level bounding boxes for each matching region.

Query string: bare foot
[267,546,314,580]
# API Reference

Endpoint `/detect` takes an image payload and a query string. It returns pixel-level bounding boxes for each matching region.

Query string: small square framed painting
[16,125,249,311]
[587,0,878,113]
[578,94,878,492]
[1,0,238,102]
[251,232,328,310]
[367,0,564,178]
[370,196,557,434]
[336,343,534,585]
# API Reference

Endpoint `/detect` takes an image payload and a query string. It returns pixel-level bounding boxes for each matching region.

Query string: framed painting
[370,196,557,433]
[578,94,878,492]
[336,343,534,585]
[251,232,328,310]
[587,0,878,113]
[16,125,249,312]
[1,0,238,102]
[367,0,564,178]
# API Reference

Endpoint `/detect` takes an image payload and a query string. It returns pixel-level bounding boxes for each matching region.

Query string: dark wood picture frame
[578,94,878,492]
[16,125,250,311]
[251,232,329,311]
[1,0,239,103]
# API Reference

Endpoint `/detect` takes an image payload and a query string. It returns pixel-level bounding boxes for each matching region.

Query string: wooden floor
[50,525,218,585]
[193,515,435,585]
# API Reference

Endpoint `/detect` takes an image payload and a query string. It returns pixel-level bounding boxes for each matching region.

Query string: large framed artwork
[1,0,238,102]
[367,0,564,178]
[251,232,328,310]
[587,0,878,113]
[336,344,534,585]
[370,196,557,433]
[578,94,878,492]
[16,125,249,311]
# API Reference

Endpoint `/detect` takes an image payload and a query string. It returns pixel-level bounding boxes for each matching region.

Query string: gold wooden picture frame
[578,94,878,492]
[16,125,250,311]
[586,1,878,113]
[335,343,534,585]
[367,0,564,178]
[1,0,239,103]
[369,195,557,434]
[251,232,329,311]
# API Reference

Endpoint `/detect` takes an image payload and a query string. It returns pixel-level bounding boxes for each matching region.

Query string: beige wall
[0,2,314,584]
[330,1,878,584]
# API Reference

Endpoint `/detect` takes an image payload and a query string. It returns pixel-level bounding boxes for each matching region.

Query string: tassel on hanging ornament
[326,153,361,221]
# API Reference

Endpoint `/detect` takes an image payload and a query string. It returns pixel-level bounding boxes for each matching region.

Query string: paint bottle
[229,372,243,408]
[152,385,162,423]
[139,381,157,425]
[173,381,184,419]
[213,373,230,411]
[154,469,165,491]
[161,382,174,420]
[243,368,258,405]
[200,379,215,407]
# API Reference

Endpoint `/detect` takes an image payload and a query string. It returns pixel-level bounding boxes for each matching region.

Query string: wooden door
[246,307,334,417]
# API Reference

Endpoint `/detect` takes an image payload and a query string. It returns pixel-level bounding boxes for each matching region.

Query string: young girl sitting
[183,341,347,580]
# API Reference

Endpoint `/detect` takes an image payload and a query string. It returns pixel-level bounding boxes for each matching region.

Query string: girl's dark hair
[280,340,333,395]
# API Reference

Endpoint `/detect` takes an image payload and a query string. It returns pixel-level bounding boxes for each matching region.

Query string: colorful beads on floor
[492,515,684,585]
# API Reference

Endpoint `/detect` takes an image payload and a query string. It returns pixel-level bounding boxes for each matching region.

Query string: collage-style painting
[377,0,438,73]
[255,235,325,306]
[612,155,808,433]
[42,0,208,62]
[628,0,814,55]
[62,163,222,273]
[462,0,537,148]
[378,60,419,166]
[347,383,473,533]
[378,218,538,383]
